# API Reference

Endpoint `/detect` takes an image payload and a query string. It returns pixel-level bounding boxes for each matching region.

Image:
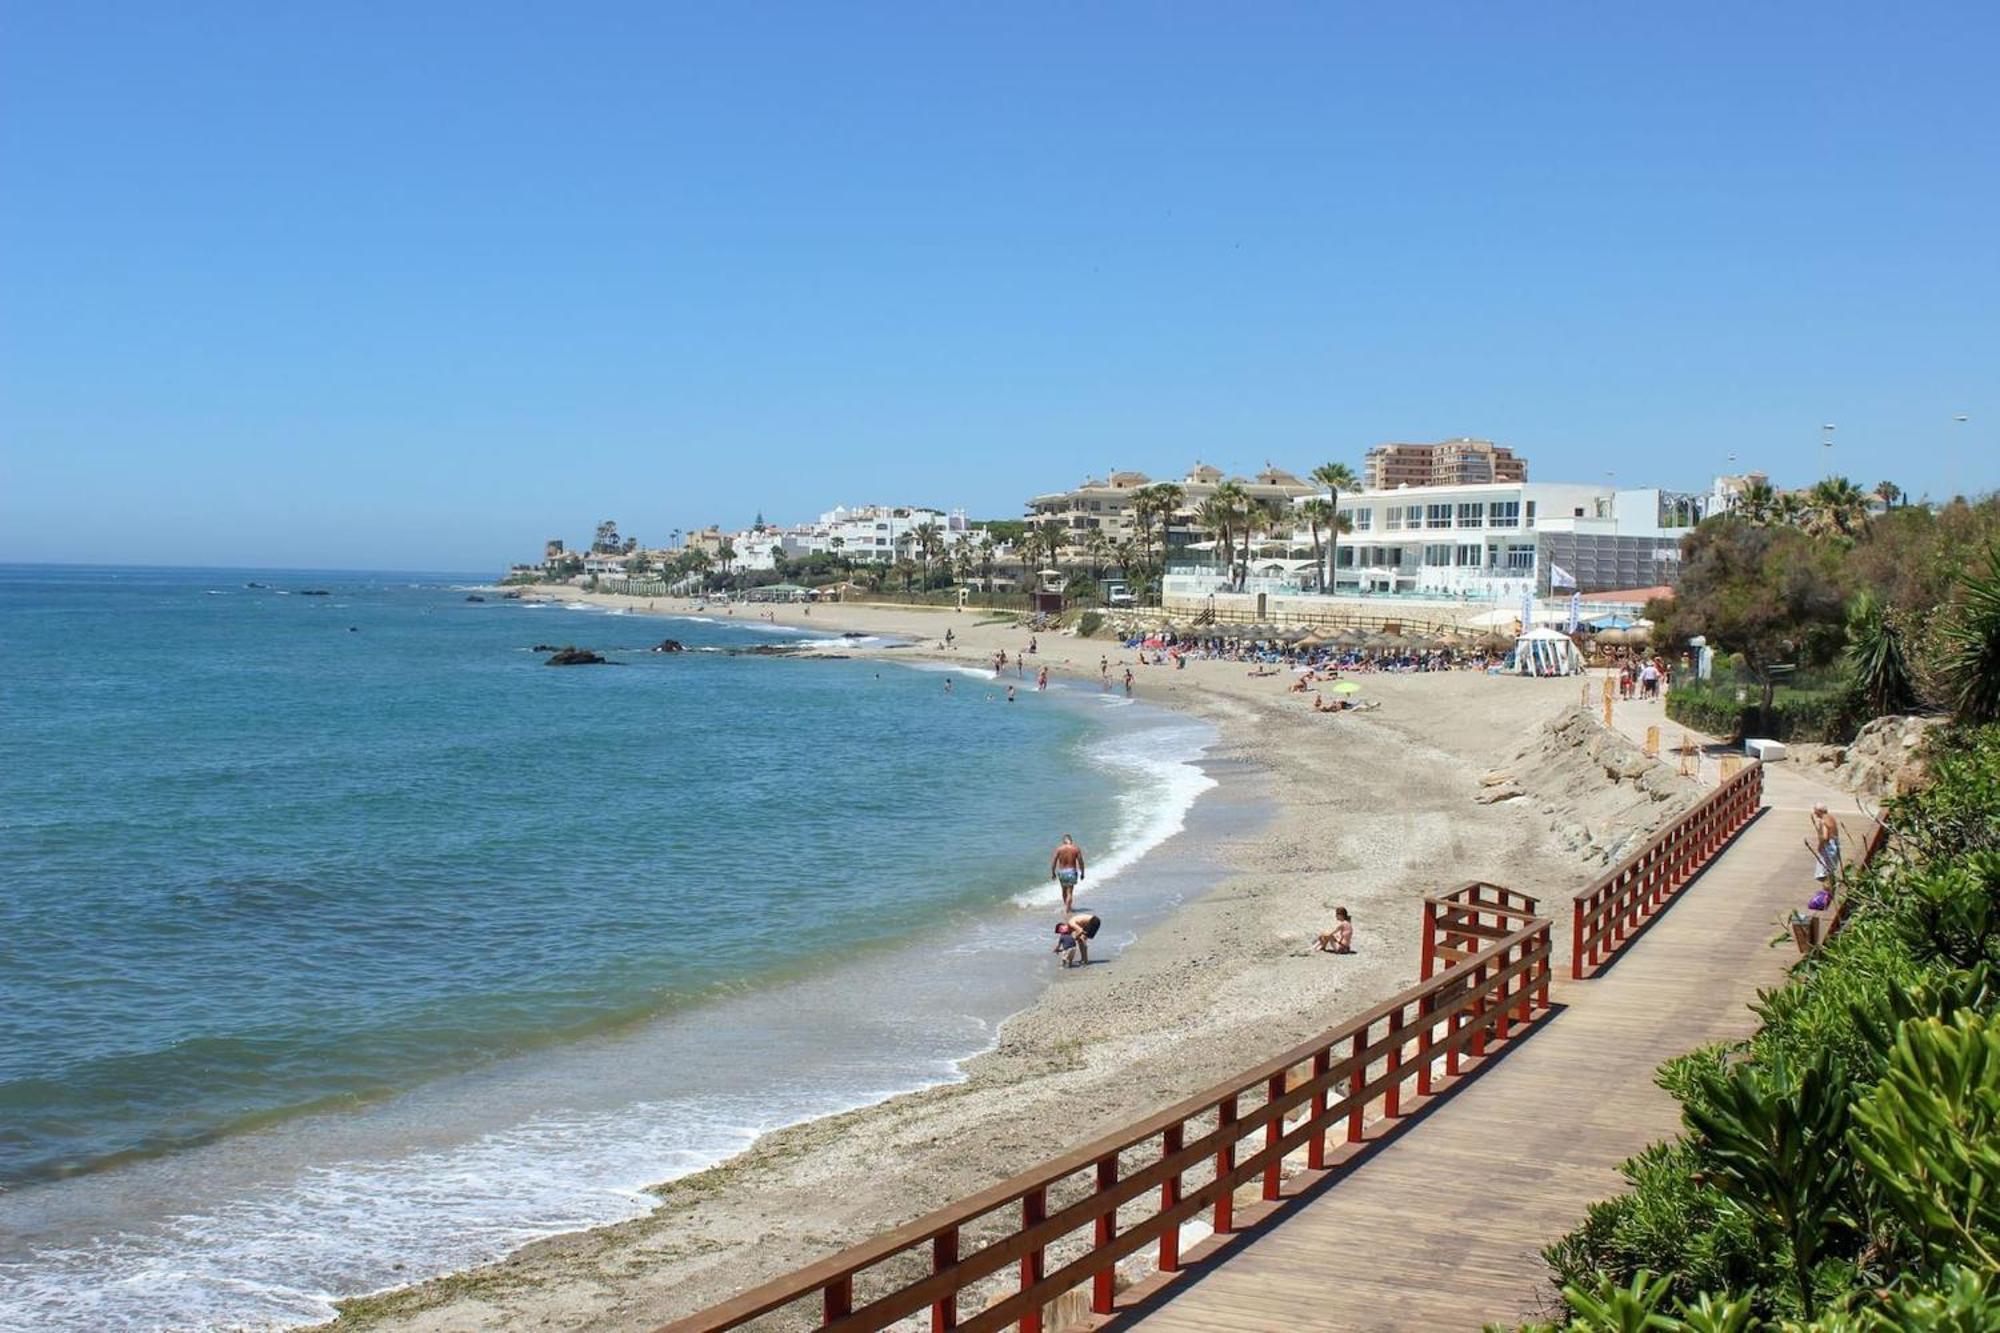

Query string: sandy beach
[330,592,1698,1332]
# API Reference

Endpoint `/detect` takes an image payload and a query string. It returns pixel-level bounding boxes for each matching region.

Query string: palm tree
[685,548,713,590]
[1942,540,2000,723]
[716,538,737,580]
[1773,492,1810,528]
[1083,528,1110,581]
[1807,476,1870,539]
[1846,593,1916,716]
[892,557,918,594]
[1300,498,1333,590]
[1736,479,1778,524]
[913,521,943,591]
[977,533,997,590]
[1113,537,1138,580]
[1311,462,1359,594]
[1195,495,1235,586]
[1873,480,1902,512]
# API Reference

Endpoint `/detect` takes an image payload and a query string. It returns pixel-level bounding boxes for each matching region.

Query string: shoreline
[326,591,1672,1332]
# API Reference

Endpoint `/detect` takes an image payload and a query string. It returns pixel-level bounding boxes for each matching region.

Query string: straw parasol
[1296,631,1325,649]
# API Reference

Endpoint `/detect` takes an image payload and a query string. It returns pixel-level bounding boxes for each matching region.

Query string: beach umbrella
[1296,632,1324,648]
[1331,681,1362,695]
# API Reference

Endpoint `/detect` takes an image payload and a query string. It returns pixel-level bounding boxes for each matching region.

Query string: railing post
[1384,1005,1405,1117]
[824,1274,854,1322]
[1416,993,1434,1096]
[932,1228,960,1332]
[1571,897,1586,980]
[1495,949,1513,1042]
[1470,959,1489,1058]
[1158,1123,1183,1272]
[1262,1072,1285,1200]
[1306,1047,1331,1169]
[1092,1156,1118,1315]
[1419,898,1439,980]
[1347,1030,1366,1142]
[1213,1097,1238,1234]
[1019,1187,1046,1333]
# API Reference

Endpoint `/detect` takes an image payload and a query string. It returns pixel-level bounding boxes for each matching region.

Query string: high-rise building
[1362,438,1527,489]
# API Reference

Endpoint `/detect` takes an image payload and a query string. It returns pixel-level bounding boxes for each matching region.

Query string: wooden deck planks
[1123,797,1865,1333]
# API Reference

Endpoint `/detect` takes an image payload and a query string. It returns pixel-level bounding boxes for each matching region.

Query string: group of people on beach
[1049,834,1101,967]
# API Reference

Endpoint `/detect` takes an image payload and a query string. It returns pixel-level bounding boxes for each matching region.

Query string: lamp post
[1820,423,1836,476]
[1952,415,1970,502]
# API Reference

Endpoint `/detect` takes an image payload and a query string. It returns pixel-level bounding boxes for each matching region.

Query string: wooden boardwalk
[1121,762,1864,1332]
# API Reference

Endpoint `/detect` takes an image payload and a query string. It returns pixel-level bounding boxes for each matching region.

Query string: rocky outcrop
[1793,714,1943,798]
[465,594,486,603]
[1495,706,1703,867]
[653,639,685,653]
[544,646,609,666]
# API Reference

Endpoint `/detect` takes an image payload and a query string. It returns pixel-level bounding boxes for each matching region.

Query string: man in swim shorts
[1054,911,1102,967]
[1050,834,1086,914]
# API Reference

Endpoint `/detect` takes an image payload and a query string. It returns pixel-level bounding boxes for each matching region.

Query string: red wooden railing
[660,889,1552,1333]
[1570,760,1764,980]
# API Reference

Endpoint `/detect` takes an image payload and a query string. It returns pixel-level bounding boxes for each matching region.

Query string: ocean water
[0,566,1214,1330]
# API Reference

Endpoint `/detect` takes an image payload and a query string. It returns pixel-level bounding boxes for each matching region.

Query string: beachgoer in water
[1123,667,1134,696]
[1810,804,1842,883]
[1315,907,1354,954]
[1006,685,1017,703]
[944,677,954,695]
[1050,834,1086,913]
[1036,666,1049,691]
[1054,912,1102,967]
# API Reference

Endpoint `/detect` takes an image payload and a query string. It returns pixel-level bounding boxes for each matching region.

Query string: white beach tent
[1511,627,1584,677]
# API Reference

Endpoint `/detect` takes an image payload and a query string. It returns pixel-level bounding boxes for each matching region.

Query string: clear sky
[2,3,1994,572]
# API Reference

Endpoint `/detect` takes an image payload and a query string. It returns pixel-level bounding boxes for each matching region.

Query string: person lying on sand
[1054,912,1102,967]
[1314,907,1354,954]
[1289,675,1310,693]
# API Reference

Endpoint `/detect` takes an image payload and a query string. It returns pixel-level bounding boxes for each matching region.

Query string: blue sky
[2,3,1993,571]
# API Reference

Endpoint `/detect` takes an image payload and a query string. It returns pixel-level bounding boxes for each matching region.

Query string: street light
[1821,423,1836,475]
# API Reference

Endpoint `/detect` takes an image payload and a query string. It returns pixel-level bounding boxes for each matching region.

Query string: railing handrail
[661,908,1553,1333]
[1570,759,1765,978]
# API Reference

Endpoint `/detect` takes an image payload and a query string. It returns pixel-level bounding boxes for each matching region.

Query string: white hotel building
[1165,478,1736,611]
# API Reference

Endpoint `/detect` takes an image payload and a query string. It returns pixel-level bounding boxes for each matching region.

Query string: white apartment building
[806,505,973,562]
[1166,477,1736,606]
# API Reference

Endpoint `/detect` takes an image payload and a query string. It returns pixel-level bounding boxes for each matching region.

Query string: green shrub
[1076,611,1103,638]
[1665,678,1862,743]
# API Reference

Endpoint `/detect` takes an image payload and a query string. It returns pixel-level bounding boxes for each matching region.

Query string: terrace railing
[1570,760,1764,980]
[659,888,1552,1333]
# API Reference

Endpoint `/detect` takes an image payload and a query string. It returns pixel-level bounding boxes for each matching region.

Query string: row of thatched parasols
[1146,623,1514,652]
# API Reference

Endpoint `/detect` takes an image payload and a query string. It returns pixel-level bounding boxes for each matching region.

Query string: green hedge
[1666,679,1862,743]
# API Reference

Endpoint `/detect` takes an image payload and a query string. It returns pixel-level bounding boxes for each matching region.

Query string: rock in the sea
[531,643,563,653]
[296,589,331,596]
[544,646,609,666]
[501,590,523,599]
[652,639,685,653]
[465,594,486,603]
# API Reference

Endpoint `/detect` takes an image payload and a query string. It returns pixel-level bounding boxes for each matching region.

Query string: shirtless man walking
[1050,834,1086,914]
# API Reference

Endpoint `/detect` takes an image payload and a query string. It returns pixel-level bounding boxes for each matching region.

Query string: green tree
[1808,476,1872,540]
[1735,479,1778,525]
[1649,518,1850,728]
[1300,498,1333,590]
[1875,480,1904,511]
[913,520,943,590]
[1312,462,1360,593]
[1848,592,1917,717]
[1942,540,2000,723]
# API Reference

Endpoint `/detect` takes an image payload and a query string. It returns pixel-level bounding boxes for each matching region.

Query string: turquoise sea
[0,566,1214,1330]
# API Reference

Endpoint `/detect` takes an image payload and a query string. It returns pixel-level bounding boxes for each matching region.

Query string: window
[1526,501,1537,528]
[1456,502,1484,528]
[1490,501,1520,528]
[1457,544,1482,566]
[1345,506,1372,532]
[1385,505,1403,532]
[1423,543,1454,565]
[1505,544,1534,571]
[1426,503,1453,529]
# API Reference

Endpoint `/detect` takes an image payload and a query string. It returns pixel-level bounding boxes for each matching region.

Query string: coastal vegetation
[1652,487,2000,743]
[1514,729,2000,1329]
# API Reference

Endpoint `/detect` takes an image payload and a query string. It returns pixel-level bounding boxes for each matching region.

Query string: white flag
[1566,591,1581,633]
[1549,563,1578,590]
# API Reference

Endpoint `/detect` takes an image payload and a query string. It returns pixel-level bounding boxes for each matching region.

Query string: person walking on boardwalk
[1050,834,1086,913]
[1809,804,1842,883]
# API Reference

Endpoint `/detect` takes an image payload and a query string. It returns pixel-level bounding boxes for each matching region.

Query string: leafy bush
[1666,678,1862,743]
[1076,611,1103,638]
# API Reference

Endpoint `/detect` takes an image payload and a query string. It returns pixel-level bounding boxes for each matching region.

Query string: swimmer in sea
[1050,834,1086,914]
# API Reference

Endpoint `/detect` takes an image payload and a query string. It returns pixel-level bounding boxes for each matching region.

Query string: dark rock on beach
[544,646,610,666]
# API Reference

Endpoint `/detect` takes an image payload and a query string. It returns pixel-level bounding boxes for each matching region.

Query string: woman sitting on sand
[1314,907,1354,954]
